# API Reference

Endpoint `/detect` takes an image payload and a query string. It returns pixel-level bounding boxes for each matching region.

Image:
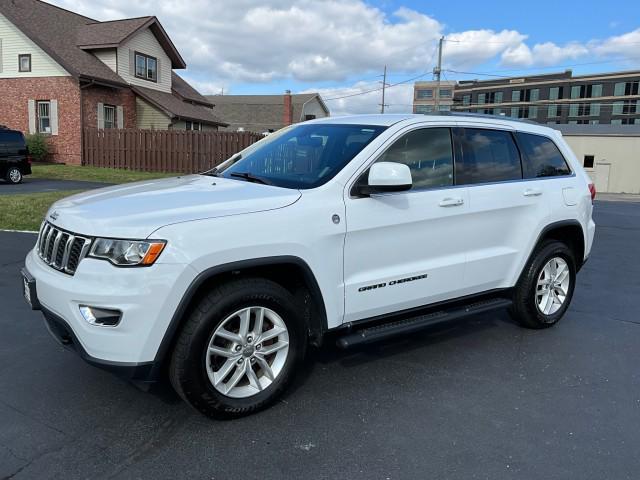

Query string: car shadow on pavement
[282,311,512,399]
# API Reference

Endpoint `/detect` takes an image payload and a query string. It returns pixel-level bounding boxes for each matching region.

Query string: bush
[26,133,49,161]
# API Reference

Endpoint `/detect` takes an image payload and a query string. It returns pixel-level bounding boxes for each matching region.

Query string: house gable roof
[208,93,329,111]
[172,72,213,107]
[0,0,127,86]
[77,16,186,69]
[206,93,330,130]
[0,0,186,86]
[134,86,228,127]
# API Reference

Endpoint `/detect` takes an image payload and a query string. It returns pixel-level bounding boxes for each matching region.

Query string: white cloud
[591,28,640,60]
[501,41,589,67]
[45,0,640,115]
[302,81,415,116]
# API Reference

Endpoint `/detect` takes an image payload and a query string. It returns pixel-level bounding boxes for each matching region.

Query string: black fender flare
[149,256,328,379]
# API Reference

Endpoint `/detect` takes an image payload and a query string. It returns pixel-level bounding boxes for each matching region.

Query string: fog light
[79,305,122,327]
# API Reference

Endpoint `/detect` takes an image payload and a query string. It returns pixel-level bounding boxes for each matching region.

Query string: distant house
[208,91,330,133]
[0,0,227,163]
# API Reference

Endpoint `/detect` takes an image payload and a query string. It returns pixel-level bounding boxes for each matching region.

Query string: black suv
[0,126,32,184]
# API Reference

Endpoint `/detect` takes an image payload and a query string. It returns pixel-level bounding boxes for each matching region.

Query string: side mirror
[357,162,412,196]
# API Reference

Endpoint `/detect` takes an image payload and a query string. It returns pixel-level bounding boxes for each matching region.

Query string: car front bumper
[24,248,196,380]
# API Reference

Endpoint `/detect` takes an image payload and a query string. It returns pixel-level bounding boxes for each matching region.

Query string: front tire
[5,167,22,184]
[169,278,306,419]
[510,240,576,329]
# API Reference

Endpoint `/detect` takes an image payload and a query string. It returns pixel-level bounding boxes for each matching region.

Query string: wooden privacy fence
[82,128,263,173]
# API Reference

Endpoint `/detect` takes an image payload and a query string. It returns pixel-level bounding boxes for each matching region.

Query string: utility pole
[433,36,444,111]
[379,65,389,114]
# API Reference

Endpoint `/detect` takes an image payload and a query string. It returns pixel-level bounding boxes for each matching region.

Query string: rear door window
[516,132,572,178]
[455,128,522,185]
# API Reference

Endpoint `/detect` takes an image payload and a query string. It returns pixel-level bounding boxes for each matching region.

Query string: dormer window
[134,52,157,82]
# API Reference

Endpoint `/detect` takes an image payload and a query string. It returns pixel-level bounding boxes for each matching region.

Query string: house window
[186,121,201,131]
[590,84,603,97]
[583,155,595,169]
[494,91,503,103]
[511,90,521,102]
[36,101,51,134]
[415,105,433,114]
[416,89,433,99]
[305,114,316,121]
[19,54,31,72]
[462,95,471,106]
[477,93,486,104]
[103,105,116,129]
[439,88,452,98]
[134,52,157,82]
[439,104,451,112]
[547,104,558,118]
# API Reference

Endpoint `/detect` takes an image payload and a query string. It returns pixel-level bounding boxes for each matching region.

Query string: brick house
[0,0,227,164]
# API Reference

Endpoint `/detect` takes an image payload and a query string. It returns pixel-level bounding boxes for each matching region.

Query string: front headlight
[88,238,166,266]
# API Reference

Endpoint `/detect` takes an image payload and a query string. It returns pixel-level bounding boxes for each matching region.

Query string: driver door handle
[439,197,464,207]
[523,188,543,197]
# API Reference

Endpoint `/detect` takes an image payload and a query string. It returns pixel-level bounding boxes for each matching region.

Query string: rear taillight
[588,183,596,204]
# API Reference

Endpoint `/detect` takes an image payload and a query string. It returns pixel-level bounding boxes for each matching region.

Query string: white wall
[301,98,329,120]
[92,48,117,72]
[117,28,172,93]
[564,135,640,194]
[0,12,68,78]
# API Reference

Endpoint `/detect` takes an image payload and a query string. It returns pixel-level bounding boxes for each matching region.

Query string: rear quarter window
[516,132,571,178]
[0,131,25,147]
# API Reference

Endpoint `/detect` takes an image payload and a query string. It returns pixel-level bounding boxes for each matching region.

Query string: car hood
[46,175,301,238]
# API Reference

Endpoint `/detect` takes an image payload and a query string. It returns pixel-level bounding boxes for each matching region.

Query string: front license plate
[21,268,40,310]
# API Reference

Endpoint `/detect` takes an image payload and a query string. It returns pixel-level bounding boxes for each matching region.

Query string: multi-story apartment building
[449,70,640,125]
[413,81,456,114]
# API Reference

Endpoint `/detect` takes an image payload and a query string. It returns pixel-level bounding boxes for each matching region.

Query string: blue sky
[51,0,640,114]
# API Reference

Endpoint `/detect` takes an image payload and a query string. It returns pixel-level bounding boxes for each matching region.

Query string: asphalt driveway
[1,198,639,479]
[0,177,111,195]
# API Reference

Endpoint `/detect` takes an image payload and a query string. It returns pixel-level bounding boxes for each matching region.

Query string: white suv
[22,114,596,419]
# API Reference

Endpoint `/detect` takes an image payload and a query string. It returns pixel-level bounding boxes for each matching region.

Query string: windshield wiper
[229,172,272,185]
[201,154,243,177]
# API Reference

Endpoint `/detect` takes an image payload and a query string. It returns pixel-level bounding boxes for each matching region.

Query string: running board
[336,298,513,349]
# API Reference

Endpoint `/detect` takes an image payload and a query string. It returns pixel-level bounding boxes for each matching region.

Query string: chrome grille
[37,222,91,275]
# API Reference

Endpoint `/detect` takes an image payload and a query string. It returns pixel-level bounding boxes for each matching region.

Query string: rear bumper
[41,306,157,384]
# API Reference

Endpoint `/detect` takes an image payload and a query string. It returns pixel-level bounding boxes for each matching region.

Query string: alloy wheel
[536,257,570,316]
[205,306,290,398]
[9,168,21,183]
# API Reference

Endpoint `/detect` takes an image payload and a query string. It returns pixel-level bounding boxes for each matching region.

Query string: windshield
[216,124,386,189]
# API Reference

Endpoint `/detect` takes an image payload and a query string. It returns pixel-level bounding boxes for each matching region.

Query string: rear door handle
[523,188,542,197]
[439,197,464,207]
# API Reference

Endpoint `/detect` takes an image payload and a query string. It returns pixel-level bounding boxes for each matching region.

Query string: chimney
[283,90,293,126]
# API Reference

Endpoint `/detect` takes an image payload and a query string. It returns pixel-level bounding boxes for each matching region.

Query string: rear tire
[5,167,22,184]
[169,278,306,419]
[510,240,576,329]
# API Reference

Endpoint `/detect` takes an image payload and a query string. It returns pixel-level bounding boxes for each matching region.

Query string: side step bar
[336,298,513,349]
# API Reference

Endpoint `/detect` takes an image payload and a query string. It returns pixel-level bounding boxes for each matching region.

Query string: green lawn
[1,165,180,231]
[0,190,85,232]
[31,164,178,184]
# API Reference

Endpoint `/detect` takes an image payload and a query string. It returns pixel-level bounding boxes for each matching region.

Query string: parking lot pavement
[1,198,639,480]
[0,177,111,195]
